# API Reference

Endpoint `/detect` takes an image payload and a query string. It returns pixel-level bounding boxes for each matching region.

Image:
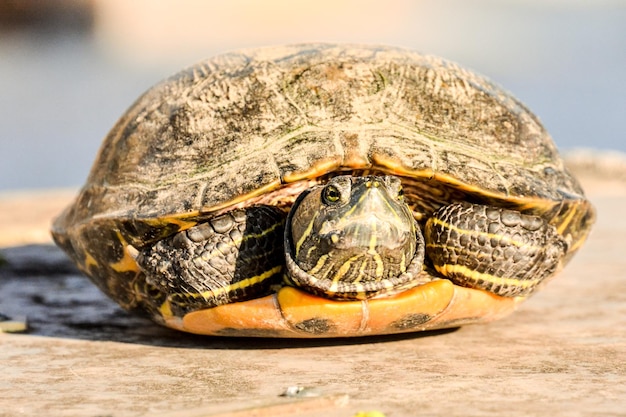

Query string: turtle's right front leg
[136,206,285,315]
[424,202,567,297]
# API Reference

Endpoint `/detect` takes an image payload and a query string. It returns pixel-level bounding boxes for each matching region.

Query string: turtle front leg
[136,206,285,316]
[424,202,567,297]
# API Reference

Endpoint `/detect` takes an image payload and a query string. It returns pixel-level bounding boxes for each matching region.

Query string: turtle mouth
[313,212,418,285]
[284,226,426,300]
[307,239,415,284]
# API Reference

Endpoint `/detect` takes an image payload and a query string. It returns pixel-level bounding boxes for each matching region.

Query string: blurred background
[0,0,624,191]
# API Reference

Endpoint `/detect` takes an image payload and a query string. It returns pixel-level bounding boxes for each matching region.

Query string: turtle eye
[322,185,341,204]
[397,186,404,201]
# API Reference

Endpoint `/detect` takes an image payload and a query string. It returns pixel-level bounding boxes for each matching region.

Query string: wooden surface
[0,154,625,416]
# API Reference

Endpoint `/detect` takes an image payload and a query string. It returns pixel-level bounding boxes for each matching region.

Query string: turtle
[52,44,595,338]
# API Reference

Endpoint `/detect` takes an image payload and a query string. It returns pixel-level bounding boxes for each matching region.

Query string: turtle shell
[52,44,594,337]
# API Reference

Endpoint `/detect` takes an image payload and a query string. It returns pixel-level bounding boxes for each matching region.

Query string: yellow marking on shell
[560,200,595,253]
[159,298,175,320]
[282,158,342,183]
[143,215,198,230]
[204,179,283,213]
[84,251,99,269]
[110,231,140,273]
[429,217,529,248]
[568,232,589,253]
[556,204,578,235]
[371,154,436,180]
[436,264,539,290]
[295,212,318,257]
[338,130,371,169]
[180,265,283,301]
[372,153,560,209]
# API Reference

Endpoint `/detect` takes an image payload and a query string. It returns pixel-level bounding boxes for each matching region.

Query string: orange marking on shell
[371,153,436,179]
[343,152,369,169]
[425,285,522,329]
[556,204,579,235]
[143,214,200,230]
[159,301,184,331]
[110,233,140,273]
[278,287,365,336]
[181,293,296,337]
[111,250,140,273]
[176,283,520,337]
[366,280,455,333]
[282,158,342,183]
[205,179,284,213]
[372,153,559,210]
[341,133,370,168]
[84,251,99,269]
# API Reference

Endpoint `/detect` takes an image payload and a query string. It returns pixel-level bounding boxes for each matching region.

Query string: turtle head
[285,175,425,299]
